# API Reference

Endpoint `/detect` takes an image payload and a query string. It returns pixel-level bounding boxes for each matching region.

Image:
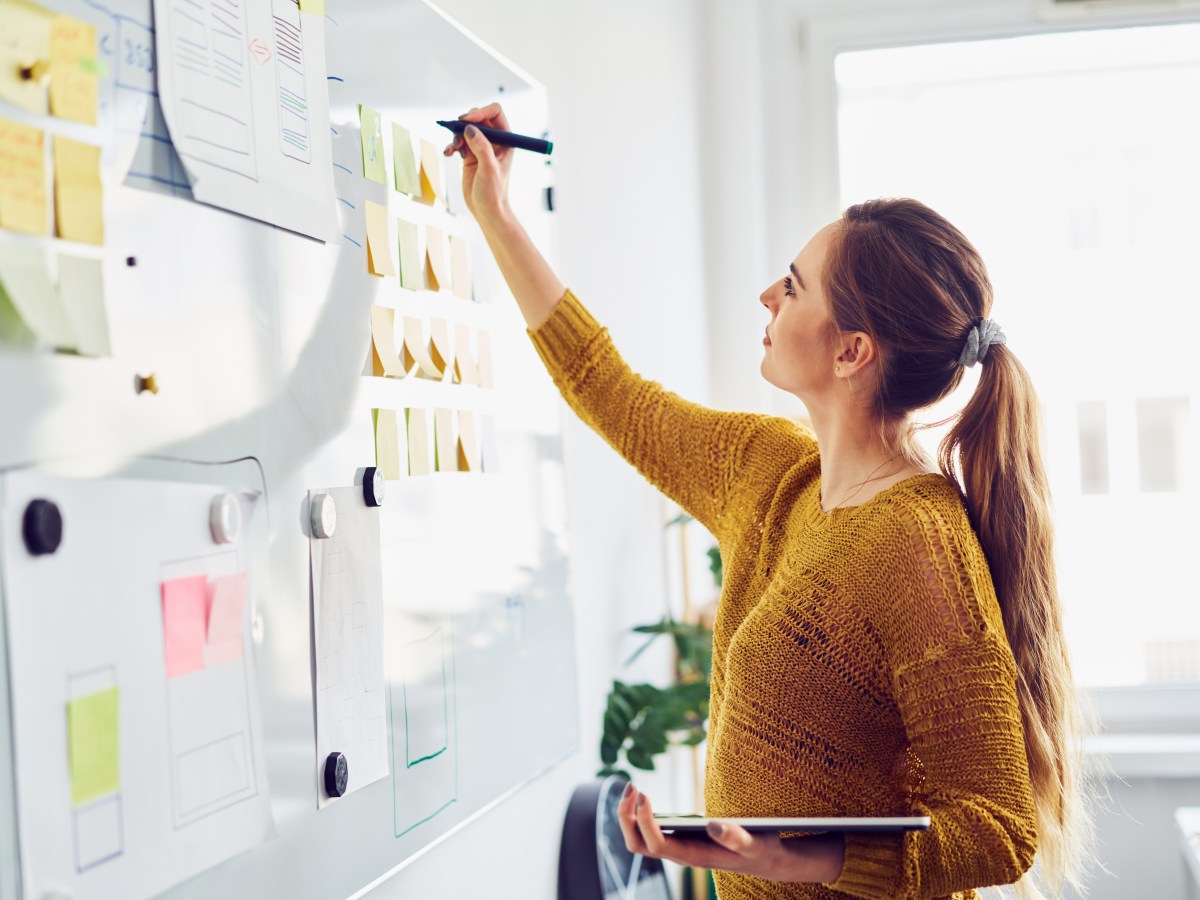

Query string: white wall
[365,2,712,897]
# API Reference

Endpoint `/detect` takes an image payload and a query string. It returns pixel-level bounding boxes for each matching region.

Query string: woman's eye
[783,277,795,297]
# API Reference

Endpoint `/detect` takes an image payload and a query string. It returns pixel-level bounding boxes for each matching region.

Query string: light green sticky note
[358,104,386,184]
[392,123,418,196]
[67,687,120,807]
[298,0,324,13]
[396,218,422,291]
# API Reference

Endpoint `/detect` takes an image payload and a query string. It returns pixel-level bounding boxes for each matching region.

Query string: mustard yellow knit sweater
[529,291,1038,900]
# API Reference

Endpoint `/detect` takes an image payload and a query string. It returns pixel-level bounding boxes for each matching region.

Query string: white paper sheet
[0,471,275,900]
[152,0,336,240]
[308,485,388,807]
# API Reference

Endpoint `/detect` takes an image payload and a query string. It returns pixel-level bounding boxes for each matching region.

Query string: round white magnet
[311,493,337,539]
[210,493,242,544]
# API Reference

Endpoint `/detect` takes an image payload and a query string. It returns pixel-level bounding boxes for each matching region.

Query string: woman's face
[759,222,841,398]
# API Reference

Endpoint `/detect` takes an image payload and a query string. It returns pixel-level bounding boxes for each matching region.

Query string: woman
[446,105,1091,899]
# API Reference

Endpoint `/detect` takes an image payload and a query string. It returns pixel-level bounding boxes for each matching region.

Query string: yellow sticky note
[433,407,457,472]
[418,139,442,205]
[396,218,421,291]
[0,242,73,347]
[0,0,54,115]
[406,407,431,475]
[453,323,477,385]
[49,13,97,125]
[0,116,47,235]
[67,686,120,807]
[425,225,447,292]
[370,305,403,377]
[477,330,494,389]
[298,0,324,13]
[53,135,103,244]
[359,104,386,184]
[373,408,402,479]
[392,123,418,196]
[428,317,452,377]
[449,235,471,299]
[457,410,480,472]
[364,200,395,276]
[58,254,109,356]
[402,315,440,379]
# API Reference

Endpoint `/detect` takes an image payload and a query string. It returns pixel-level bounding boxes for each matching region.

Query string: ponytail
[939,345,1096,897]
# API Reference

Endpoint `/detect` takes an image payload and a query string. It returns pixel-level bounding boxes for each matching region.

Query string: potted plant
[597,512,721,900]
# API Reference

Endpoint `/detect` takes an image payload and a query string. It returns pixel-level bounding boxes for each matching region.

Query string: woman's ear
[833,331,877,379]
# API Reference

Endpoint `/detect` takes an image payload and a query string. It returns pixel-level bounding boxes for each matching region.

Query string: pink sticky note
[205,573,247,667]
[161,576,207,678]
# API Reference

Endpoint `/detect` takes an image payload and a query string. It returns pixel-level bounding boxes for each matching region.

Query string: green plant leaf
[665,512,693,528]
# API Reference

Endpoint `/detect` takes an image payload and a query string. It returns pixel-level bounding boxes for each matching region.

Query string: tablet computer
[653,816,930,834]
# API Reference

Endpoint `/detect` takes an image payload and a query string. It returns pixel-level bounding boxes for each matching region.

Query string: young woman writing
[445,105,1091,899]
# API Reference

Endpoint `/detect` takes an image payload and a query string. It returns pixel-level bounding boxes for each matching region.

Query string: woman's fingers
[705,821,762,858]
[458,103,512,133]
[616,783,648,855]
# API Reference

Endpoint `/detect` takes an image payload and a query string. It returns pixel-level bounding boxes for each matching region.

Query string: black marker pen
[436,119,553,156]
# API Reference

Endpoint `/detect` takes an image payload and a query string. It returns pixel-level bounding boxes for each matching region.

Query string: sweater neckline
[805,471,950,530]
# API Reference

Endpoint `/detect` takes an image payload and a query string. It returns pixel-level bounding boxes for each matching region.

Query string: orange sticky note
[53,135,103,244]
[364,200,395,276]
[370,305,403,376]
[402,315,441,379]
[0,116,47,235]
[449,235,471,299]
[457,410,480,472]
[162,576,207,678]
[406,407,431,475]
[433,408,457,472]
[205,572,246,667]
[425,225,447,292]
[453,323,477,385]
[418,139,442,205]
[477,330,495,389]
[49,13,97,125]
[428,317,452,377]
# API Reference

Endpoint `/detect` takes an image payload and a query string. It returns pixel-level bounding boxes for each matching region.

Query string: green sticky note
[298,0,324,13]
[359,104,386,184]
[67,687,120,806]
[396,218,422,291]
[392,123,418,196]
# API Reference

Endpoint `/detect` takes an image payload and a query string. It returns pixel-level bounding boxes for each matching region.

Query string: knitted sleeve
[828,505,1038,899]
[528,289,791,538]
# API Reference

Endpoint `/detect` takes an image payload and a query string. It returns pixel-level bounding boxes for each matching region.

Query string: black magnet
[362,466,384,507]
[23,499,63,556]
[324,751,348,797]
[125,256,137,267]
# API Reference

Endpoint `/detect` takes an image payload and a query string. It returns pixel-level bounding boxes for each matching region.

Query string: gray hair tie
[959,318,1006,368]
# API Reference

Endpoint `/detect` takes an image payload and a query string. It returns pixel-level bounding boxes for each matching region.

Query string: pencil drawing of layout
[309,487,389,807]
[153,0,337,239]
[163,0,257,178]
[271,0,310,163]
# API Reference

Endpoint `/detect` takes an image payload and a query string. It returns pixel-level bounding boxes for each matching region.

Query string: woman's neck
[808,409,931,511]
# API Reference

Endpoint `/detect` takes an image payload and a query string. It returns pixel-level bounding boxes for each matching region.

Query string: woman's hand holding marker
[443,103,514,225]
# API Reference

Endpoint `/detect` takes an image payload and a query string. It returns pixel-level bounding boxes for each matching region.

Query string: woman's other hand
[616,783,846,885]
[444,103,514,226]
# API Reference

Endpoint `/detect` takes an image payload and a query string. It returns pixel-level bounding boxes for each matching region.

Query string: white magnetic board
[0,0,579,896]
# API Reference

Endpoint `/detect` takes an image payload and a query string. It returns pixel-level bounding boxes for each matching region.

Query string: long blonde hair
[823,198,1096,896]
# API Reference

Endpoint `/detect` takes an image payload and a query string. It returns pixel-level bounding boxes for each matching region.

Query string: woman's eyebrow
[789,263,807,291]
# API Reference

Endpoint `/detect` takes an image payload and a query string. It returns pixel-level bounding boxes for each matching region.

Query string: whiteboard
[0,0,579,896]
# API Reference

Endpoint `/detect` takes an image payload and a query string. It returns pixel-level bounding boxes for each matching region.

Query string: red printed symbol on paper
[249,38,272,64]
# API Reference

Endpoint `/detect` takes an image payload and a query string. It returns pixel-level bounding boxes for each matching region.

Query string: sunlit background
[835,23,1200,690]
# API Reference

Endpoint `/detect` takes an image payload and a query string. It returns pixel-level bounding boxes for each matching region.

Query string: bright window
[835,24,1200,688]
